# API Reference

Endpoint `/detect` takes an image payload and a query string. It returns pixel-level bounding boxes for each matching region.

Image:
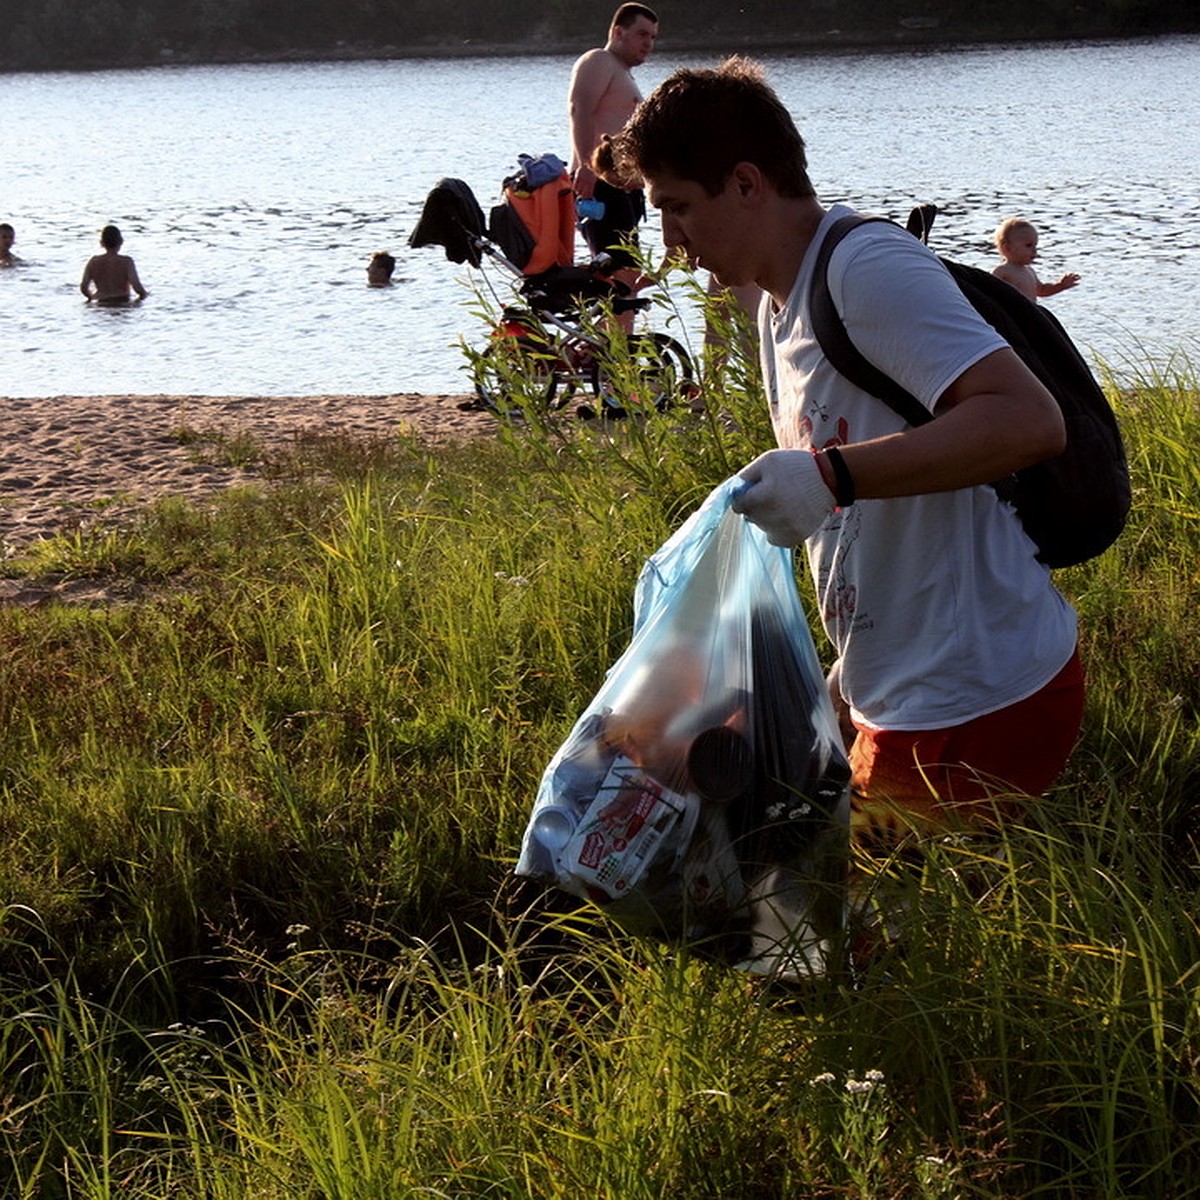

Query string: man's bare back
[81,225,147,304]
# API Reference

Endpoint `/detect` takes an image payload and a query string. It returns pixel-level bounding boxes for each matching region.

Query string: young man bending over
[609,59,1083,851]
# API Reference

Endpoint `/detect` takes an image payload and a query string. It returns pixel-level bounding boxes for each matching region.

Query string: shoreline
[0,392,489,565]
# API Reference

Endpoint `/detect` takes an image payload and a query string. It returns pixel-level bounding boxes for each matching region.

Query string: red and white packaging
[562,756,697,899]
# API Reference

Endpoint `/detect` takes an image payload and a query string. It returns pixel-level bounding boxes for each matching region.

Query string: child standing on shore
[992,216,1080,303]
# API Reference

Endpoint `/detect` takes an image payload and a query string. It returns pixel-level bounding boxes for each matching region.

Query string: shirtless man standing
[80,224,147,304]
[568,3,658,272]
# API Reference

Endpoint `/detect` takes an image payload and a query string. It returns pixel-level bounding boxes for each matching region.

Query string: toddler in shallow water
[992,216,1080,303]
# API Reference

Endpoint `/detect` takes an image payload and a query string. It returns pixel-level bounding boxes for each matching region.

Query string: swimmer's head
[100,224,124,249]
[367,250,395,285]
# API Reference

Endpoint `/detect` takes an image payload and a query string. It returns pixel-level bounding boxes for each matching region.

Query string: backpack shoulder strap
[809,214,932,428]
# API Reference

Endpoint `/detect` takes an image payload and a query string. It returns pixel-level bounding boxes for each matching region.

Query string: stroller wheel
[595,332,695,416]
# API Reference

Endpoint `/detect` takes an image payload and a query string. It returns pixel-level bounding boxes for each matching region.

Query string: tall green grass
[1,319,1198,1196]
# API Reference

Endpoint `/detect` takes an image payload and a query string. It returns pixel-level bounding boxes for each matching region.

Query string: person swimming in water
[0,222,21,266]
[366,250,395,286]
[80,224,147,303]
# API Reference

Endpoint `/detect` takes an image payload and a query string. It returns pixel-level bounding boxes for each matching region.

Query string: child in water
[80,224,147,303]
[366,250,395,286]
[0,222,20,266]
[992,217,1080,303]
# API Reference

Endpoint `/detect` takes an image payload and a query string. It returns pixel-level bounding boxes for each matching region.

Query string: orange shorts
[849,649,1085,848]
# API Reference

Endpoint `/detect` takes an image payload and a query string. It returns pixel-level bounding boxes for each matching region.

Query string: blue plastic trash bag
[515,477,851,979]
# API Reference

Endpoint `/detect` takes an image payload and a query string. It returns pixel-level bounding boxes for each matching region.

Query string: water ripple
[2,37,1197,396]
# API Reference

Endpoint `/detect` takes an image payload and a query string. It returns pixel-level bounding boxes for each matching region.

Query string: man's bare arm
[126,258,147,299]
[568,50,617,193]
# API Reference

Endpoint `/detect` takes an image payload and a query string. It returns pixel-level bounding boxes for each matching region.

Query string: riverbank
[0,393,489,559]
[131,27,1180,71]
[119,24,1166,68]
[3,13,1196,75]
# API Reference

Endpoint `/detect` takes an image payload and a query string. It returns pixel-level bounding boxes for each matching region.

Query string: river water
[2,36,1197,397]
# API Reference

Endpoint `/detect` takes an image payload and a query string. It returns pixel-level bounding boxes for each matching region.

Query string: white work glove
[732,449,836,546]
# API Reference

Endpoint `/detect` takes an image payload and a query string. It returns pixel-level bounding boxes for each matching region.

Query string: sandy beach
[1,393,490,594]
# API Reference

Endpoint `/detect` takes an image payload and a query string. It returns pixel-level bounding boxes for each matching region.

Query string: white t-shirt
[760,206,1078,731]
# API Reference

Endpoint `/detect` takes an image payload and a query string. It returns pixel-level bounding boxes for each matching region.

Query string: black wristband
[822,446,856,508]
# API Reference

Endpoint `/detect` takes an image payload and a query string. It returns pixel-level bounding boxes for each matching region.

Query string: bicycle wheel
[593,331,696,417]
[472,330,562,414]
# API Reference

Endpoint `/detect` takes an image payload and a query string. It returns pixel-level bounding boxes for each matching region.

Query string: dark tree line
[2,0,1194,72]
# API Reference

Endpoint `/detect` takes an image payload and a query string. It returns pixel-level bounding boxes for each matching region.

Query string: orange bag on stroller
[489,152,575,275]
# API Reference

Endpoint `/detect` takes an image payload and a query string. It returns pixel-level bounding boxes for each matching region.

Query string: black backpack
[487,200,535,269]
[810,210,1131,569]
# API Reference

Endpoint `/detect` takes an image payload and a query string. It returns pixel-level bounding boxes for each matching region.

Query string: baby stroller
[409,166,694,417]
